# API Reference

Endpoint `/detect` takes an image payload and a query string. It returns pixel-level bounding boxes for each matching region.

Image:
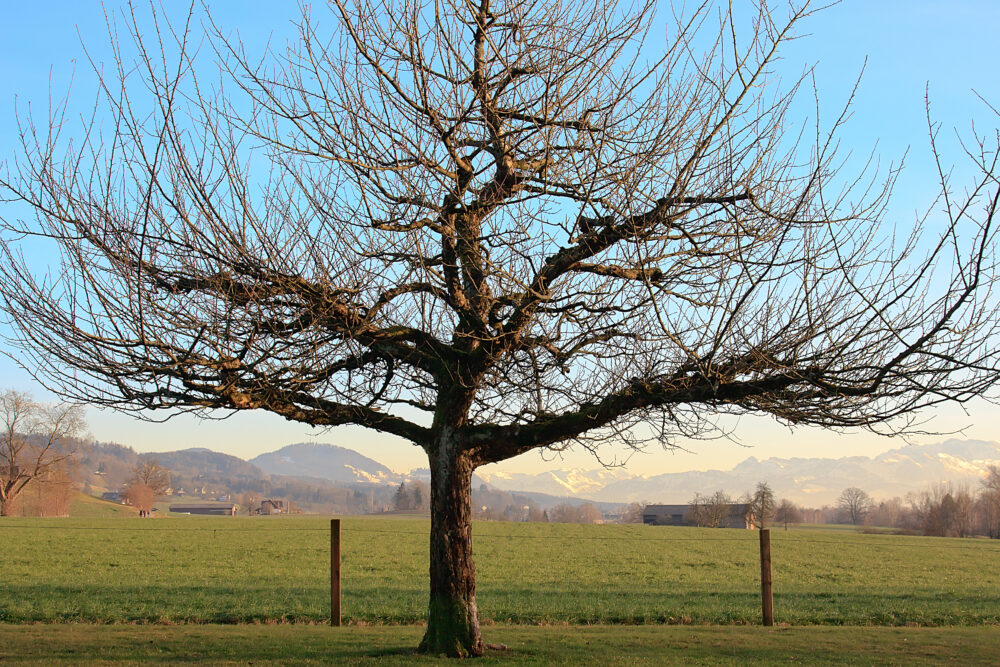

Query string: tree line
[831,476,1000,538]
[672,477,1000,538]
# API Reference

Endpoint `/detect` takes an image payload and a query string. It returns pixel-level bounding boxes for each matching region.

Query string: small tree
[122,481,155,514]
[241,493,259,516]
[838,487,874,525]
[951,486,976,538]
[707,491,734,528]
[13,467,76,518]
[409,480,430,511]
[578,503,604,524]
[979,466,1000,539]
[549,502,602,524]
[689,493,710,527]
[774,498,802,530]
[131,459,171,496]
[393,482,411,511]
[749,482,777,529]
[619,502,645,524]
[1,390,85,517]
[692,490,733,527]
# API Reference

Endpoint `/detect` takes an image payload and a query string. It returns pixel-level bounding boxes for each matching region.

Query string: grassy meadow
[67,493,140,518]
[2,516,998,627]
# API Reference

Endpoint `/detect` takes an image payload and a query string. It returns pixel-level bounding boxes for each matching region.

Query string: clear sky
[1,2,998,476]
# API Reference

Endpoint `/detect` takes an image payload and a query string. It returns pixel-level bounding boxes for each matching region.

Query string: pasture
[2,516,998,627]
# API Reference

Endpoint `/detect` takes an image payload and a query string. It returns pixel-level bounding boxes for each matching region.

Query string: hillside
[250,443,400,485]
[68,492,137,518]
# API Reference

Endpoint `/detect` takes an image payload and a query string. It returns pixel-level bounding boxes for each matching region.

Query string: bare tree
[1,0,999,655]
[131,458,171,496]
[691,490,732,527]
[122,481,155,514]
[774,498,802,530]
[0,390,85,516]
[868,496,907,528]
[911,482,977,537]
[748,482,777,529]
[410,479,430,511]
[619,501,645,524]
[550,502,602,524]
[951,485,976,538]
[28,468,76,517]
[392,482,411,511]
[689,493,710,526]
[979,465,1000,539]
[838,487,874,525]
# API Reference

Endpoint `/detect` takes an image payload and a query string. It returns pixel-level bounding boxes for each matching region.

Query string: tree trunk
[0,495,13,517]
[0,485,13,516]
[418,440,483,657]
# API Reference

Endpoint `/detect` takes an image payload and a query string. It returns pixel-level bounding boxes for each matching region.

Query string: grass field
[67,493,139,518]
[3,625,999,665]
[2,516,998,627]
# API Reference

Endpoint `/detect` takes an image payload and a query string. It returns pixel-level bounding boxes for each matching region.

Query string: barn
[168,502,239,516]
[643,503,752,529]
[257,499,284,515]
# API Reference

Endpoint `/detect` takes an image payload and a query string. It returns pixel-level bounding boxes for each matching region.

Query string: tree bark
[1,482,19,516]
[419,438,483,657]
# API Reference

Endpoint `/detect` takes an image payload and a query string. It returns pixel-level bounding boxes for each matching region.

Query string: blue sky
[1,2,998,476]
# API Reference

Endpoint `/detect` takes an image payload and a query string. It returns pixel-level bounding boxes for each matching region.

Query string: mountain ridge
[124,438,1000,507]
[249,442,400,485]
[476,438,1000,505]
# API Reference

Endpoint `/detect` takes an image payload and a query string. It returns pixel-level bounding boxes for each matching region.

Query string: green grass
[67,493,138,518]
[2,625,999,665]
[1,517,998,626]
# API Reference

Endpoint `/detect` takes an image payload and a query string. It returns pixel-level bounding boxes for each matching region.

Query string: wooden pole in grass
[759,528,774,626]
[331,518,341,627]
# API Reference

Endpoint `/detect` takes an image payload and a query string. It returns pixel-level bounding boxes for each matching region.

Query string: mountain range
[473,439,1000,505]
[227,438,1000,506]
[90,438,1000,508]
[249,443,399,485]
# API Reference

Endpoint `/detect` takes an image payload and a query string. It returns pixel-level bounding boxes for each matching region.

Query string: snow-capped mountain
[474,467,635,497]
[250,442,402,485]
[477,439,1000,506]
[245,439,1000,505]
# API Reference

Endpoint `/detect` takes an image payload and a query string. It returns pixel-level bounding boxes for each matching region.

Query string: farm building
[643,503,753,529]
[168,502,238,516]
[256,499,284,515]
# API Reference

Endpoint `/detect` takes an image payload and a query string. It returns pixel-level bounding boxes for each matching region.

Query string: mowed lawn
[2,517,999,626]
[3,625,1000,665]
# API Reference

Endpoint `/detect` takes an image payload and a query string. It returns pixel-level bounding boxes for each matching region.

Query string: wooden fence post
[759,528,774,626]
[331,518,341,627]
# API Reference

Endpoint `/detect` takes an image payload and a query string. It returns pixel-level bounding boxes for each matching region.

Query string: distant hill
[250,442,401,485]
[150,447,267,482]
[69,491,137,518]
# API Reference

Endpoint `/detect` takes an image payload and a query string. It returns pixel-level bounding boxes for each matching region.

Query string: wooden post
[759,528,774,626]
[331,518,341,627]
